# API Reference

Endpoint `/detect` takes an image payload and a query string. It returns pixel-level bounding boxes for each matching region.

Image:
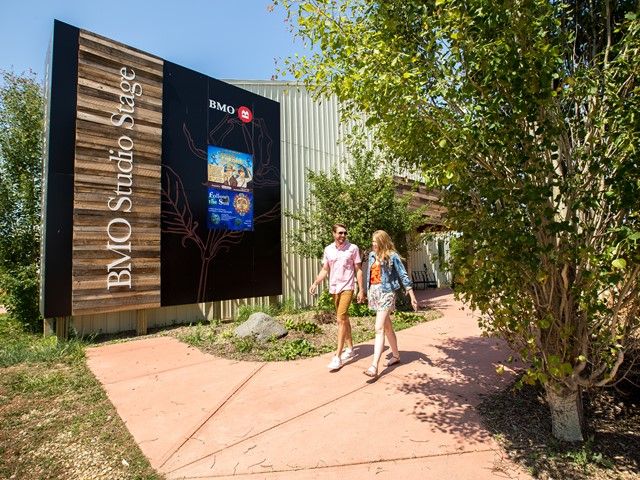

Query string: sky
[0,0,306,82]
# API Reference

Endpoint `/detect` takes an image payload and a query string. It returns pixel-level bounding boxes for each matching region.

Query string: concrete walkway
[86,290,531,479]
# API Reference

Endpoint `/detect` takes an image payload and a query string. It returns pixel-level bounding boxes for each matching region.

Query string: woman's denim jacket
[364,251,413,294]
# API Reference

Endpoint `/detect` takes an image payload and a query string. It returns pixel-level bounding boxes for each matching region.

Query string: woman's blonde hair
[372,230,398,264]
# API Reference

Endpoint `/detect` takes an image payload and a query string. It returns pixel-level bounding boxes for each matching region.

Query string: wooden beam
[136,309,148,336]
[55,316,70,340]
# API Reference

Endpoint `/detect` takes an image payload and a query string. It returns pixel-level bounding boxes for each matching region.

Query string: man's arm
[309,266,329,295]
[355,262,365,303]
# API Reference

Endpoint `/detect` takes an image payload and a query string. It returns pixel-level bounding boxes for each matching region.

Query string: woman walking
[363,230,418,378]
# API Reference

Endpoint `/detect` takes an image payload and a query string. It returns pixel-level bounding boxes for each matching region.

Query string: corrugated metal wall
[407,236,452,288]
[72,81,448,335]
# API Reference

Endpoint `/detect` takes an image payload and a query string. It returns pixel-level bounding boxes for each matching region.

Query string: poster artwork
[206,146,254,231]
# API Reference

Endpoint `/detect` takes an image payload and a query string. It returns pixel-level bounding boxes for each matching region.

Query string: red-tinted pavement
[86,289,531,479]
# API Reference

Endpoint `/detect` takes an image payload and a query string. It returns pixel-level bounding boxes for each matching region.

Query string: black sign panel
[161,62,281,305]
[41,21,282,317]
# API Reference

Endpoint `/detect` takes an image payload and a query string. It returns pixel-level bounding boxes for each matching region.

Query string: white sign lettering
[107,67,142,290]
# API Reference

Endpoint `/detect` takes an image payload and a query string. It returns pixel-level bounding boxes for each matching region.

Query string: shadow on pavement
[395,335,521,444]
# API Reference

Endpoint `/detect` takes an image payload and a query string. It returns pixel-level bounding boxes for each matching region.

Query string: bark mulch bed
[478,369,640,479]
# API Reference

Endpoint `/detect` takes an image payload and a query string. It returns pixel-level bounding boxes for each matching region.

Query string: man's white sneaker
[340,348,354,361]
[327,355,342,370]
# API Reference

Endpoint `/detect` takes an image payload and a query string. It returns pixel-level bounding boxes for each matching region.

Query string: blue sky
[0,0,306,81]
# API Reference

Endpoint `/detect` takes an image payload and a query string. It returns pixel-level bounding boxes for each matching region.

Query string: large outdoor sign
[41,20,281,317]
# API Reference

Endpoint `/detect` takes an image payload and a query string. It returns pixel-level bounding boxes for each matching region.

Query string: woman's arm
[392,253,418,311]
[391,253,412,290]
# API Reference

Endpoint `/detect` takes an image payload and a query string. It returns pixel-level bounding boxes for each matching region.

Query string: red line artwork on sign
[161,111,280,303]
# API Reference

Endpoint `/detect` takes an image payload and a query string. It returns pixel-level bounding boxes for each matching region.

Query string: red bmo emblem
[238,106,253,123]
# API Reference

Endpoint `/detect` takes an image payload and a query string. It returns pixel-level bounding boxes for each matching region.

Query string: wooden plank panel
[76,75,164,109]
[80,31,163,67]
[76,111,162,136]
[76,96,163,124]
[74,119,163,145]
[75,136,163,156]
[72,299,161,316]
[73,172,162,190]
[72,31,163,316]
[74,160,161,179]
[73,277,162,290]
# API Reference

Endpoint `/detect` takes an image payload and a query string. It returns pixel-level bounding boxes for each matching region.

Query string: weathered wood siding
[72,30,163,315]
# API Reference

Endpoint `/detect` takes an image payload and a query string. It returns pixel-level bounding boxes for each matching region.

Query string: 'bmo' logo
[208,100,253,123]
[238,106,253,123]
[209,99,235,114]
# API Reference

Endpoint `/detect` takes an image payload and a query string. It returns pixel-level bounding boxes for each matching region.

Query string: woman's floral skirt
[367,284,395,312]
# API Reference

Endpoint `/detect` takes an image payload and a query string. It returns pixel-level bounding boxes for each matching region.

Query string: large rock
[234,312,288,341]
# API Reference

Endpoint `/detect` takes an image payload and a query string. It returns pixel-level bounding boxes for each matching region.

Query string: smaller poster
[207,145,254,231]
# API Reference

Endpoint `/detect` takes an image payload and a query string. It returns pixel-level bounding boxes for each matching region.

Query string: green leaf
[612,258,627,270]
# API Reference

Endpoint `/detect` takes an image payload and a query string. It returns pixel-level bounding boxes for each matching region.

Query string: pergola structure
[393,176,448,232]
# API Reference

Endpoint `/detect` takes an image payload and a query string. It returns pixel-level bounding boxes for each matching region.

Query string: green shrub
[233,336,255,353]
[348,301,373,317]
[316,290,372,317]
[393,311,424,330]
[284,318,321,334]
[394,292,414,312]
[179,322,217,347]
[220,328,235,340]
[315,290,334,312]
[236,305,256,322]
[1,264,41,331]
[264,338,315,361]
[276,298,299,315]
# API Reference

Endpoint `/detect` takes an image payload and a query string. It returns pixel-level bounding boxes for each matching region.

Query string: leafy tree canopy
[277,0,640,441]
[0,70,43,271]
[0,70,44,330]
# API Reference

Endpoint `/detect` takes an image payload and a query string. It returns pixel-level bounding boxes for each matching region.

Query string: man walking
[309,224,364,370]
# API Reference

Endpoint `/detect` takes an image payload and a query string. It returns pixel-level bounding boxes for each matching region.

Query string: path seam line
[172,447,508,478]
[159,363,266,469]
[167,380,372,475]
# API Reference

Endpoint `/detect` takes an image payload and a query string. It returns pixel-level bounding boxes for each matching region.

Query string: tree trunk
[544,383,584,442]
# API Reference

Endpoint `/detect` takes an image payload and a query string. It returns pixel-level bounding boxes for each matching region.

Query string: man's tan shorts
[332,290,353,318]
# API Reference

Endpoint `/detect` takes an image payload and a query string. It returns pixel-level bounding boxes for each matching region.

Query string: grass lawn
[0,316,163,480]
